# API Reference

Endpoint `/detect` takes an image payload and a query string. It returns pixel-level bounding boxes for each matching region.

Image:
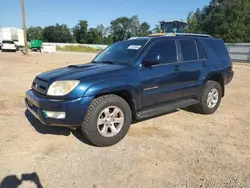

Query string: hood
[37,62,132,82]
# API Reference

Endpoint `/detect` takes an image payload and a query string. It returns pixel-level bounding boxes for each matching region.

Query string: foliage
[27,15,151,44]
[107,35,113,45]
[72,20,88,43]
[87,28,103,44]
[110,15,151,41]
[152,24,161,33]
[186,0,250,42]
[138,22,151,36]
[56,45,101,53]
[96,24,110,37]
[27,26,43,41]
[43,24,74,43]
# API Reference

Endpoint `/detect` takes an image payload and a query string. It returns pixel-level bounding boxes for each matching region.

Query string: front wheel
[81,94,132,147]
[195,81,222,114]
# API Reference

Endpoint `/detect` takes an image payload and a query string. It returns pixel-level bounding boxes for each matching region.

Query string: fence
[225,43,250,62]
[42,42,108,50]
[34,42,250,62]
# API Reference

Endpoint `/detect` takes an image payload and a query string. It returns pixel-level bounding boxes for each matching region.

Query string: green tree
[107,35,113,45]
[186,0,250,42]
[27,26,43,41]
[185,9,203,33]
[152,24,161,33]
[138,22,151,36]
[110,15,151,41]
[43,24,73,43]
[110,16,132,41]
[87,28,103,44]
[73,20,88,43]
[96,24,110,38]
[130,15,141,36]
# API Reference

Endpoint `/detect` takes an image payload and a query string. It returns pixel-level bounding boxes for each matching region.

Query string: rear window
[3,40,14,44]
[179,40,198,61]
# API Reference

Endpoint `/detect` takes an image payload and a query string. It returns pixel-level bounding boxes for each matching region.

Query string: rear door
[138,39,183,108]
[176,39,208,97]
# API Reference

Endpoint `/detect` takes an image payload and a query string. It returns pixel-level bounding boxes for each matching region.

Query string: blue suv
[25,34,234,146]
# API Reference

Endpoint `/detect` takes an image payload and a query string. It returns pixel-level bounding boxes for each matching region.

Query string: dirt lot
[0,52,250,188]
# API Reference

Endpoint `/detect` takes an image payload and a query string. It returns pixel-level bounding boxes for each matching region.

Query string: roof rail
[164,33,212,38]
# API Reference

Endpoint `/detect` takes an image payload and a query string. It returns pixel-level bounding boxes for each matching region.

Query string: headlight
[47,80,80,96]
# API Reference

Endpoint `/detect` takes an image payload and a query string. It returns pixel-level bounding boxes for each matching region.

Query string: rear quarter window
[203,39,229,59]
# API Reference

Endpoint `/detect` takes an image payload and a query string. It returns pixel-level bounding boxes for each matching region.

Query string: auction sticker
[127,45,141,50]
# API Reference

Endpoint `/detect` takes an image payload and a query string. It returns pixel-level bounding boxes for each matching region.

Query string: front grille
[32,77,48,95]
[27,99,38,113]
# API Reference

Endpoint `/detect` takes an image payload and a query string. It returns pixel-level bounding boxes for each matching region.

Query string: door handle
[202,62,207,67]
[174,65,179,71]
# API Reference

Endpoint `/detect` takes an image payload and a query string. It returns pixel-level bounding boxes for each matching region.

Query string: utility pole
[21,0,28,55]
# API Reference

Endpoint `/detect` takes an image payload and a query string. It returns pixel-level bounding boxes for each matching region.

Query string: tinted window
[205,39,229,59]
[180,40,198,61]
[146,40,177,64]
[197,41,207,59]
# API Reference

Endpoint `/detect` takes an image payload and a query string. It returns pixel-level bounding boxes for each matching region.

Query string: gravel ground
[0,52,250,188]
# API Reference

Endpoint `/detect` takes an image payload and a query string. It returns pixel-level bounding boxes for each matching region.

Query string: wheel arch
[95,90,137,121]
[205,73,225,97]
[84,80,138,120]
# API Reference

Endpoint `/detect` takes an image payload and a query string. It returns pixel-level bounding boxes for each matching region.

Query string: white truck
[0,27,24,51]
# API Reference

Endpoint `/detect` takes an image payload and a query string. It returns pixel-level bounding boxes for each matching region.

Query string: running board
[137,98,199,120]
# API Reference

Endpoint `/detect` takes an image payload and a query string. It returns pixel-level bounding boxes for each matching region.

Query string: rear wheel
[81,94,132,147]
[195,81,222,114]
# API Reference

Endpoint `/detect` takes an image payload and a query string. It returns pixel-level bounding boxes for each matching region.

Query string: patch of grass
[56,45,101,53]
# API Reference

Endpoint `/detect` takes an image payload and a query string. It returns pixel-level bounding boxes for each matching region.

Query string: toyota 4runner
[25,33,234,147]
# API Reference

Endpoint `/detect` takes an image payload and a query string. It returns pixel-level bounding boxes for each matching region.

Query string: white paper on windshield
[127,45,141,50]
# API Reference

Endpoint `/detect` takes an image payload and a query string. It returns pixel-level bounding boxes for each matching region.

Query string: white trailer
[0,27,24,49]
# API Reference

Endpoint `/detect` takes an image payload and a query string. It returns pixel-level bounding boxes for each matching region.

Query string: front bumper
[25,89,94,127]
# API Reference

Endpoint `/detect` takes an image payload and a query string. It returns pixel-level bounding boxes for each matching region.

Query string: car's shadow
[25,110,94,146]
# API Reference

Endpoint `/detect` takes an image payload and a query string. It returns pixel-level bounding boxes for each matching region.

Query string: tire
[81,94,132,147]
[195,81,222,114]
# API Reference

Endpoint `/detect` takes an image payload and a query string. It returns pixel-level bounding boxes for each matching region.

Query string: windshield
[3,40,14,44]
[93,39,148,65]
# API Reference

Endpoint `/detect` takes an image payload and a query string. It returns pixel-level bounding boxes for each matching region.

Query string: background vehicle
[160,20,187,33]
[1,40,16,52]
[0,27,24,51]
[25,34,234,147]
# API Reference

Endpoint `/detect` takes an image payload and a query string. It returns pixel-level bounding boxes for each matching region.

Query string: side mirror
[142,53,162,67]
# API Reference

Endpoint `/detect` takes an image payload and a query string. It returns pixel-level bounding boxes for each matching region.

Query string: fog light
[44,111,66,119]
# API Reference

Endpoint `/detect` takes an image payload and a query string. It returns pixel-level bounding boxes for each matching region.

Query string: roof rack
[148,32,211,38]
[164,33,212,38]
[129,33,212,40]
